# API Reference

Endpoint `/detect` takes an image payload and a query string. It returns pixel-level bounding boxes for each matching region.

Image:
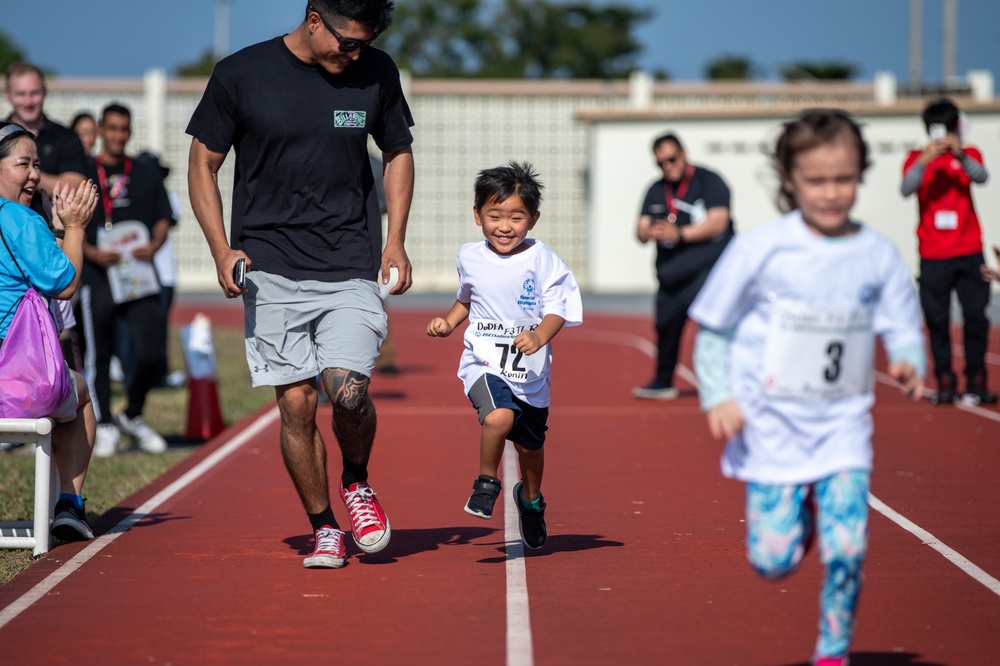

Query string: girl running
[689,109,926,666]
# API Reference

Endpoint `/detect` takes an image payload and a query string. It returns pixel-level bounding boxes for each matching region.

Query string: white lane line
[0,407,280,630]
[868,494,1000,597]
[503,443,534,666]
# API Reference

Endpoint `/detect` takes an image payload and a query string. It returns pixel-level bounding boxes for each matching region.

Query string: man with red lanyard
[80,103,173,456]
[902,97,995,406]
[633,132,734,400]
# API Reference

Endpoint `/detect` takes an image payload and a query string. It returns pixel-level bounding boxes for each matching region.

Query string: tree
[381,0,653,79]
[704,55,756,80]
[176,48,219,78]
[780,60,858,81]
[0,29,28,75]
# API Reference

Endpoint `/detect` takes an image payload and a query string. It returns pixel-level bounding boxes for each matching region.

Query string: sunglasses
[309,5,375,52]
[656,154,682,167]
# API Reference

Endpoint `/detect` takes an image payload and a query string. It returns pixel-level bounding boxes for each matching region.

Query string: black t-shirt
[640,165,735,288]
[186,37,415,282]
[33,115,88,177]
[81,156,174,284]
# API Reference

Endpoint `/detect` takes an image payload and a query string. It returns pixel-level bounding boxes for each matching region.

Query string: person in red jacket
[902,97,995,406]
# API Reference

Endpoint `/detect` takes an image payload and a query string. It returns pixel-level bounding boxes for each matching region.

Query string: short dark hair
[0,122,34,160]
[306,0,395,35]
[773,109,870,212]
[652,133,683,153]
[921,97,960,133]
[474,161,544,215]
[71,112,96,131]
[101,102,131,124]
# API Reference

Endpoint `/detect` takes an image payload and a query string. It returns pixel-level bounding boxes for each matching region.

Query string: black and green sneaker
[513,481,547,549]
[464,475,502,519]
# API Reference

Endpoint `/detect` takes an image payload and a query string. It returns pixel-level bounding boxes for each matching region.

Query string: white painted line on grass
[503,443,534,666]
[868,494,1000,597]
[0,407,281,631]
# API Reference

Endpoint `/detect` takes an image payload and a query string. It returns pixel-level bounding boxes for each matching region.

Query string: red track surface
[2,304,998,666]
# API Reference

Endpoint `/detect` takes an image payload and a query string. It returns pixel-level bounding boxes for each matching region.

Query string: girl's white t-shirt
[689,210,924,484]
[455,239,583,407]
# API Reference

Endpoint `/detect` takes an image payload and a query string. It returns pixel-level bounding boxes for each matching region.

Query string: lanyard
[663,164,694,223]
[95,156,132,231]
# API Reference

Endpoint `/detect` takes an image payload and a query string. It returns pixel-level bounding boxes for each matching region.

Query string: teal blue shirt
[0,199,75,339]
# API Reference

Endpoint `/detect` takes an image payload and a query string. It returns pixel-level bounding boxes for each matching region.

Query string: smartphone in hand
[233,257,247,289]
[929,123,947,141]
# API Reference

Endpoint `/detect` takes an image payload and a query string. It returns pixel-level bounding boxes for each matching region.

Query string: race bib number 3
[762,301,874,400]
[468,318,546,383]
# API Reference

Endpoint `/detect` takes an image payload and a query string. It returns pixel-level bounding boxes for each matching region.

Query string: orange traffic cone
[180,313,225,442]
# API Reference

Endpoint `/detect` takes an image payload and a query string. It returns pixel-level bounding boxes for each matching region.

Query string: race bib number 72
[468,318,546,383]
[762,301,874,400]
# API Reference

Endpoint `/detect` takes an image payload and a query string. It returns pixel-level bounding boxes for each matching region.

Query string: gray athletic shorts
[243,270,387,388]
[51,364,80,423]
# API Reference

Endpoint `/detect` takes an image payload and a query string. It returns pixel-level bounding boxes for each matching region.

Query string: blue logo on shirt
[858,284,880,305]
[518,278,537,309]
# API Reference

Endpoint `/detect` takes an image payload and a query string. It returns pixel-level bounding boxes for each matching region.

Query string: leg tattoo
[323,368,377,466]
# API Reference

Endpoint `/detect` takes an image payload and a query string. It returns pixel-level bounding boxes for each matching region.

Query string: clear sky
[2,0,998,84]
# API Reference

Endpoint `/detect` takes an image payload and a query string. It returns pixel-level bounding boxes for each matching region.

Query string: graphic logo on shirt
[108,173,131,209]
[334,111,367,128]
[858,283,880,305]
[518,278,537,309]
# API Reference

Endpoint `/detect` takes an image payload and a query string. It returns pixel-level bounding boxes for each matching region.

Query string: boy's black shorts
[467,373,549,450]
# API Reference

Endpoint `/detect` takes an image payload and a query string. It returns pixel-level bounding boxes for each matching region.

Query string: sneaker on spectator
[464,474,502,519]
[813,656,849,666]
[109,355,125,383]
[339,482,391,553]
[631,379,679,400]
[961,372,998,406]
[115,412,167,454]
[164,370,187,389]
[931,372,957,406]
[513,481,547,549]
[303,525,346,569]
[51,498,94,542]
[93,423,121,457]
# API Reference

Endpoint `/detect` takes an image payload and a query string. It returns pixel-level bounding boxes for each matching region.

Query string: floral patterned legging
[745,470,869,659]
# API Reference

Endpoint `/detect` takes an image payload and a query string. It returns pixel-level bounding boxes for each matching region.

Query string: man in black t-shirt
[3,62,87,192]
[80,103,172,458]
[187,0,414,569]
[633,132,734,400]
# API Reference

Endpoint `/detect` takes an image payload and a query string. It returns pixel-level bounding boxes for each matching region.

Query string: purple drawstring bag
[0,200,73,418]
[0,287,73,418]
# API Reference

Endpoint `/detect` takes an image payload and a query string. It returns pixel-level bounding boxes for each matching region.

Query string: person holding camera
[632,132,735,400]
[901,97,995,406]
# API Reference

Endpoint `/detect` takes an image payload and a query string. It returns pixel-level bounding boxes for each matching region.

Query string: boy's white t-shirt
[455,239,583,407]
[689,210,924,485]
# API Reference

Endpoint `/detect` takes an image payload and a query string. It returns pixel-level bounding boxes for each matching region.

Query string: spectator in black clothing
[3,62,87,190]
[80,103,172,457]
[633,132,735,400]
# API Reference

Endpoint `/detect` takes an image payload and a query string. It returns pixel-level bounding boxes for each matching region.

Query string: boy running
[427,162,582,549]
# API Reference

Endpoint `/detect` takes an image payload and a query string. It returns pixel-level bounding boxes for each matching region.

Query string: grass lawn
[0,324,273,586]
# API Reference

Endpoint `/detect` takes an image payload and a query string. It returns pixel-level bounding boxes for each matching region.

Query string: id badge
[934,210,958,230]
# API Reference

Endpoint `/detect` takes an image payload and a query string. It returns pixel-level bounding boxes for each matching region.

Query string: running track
[1,301,998,666]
